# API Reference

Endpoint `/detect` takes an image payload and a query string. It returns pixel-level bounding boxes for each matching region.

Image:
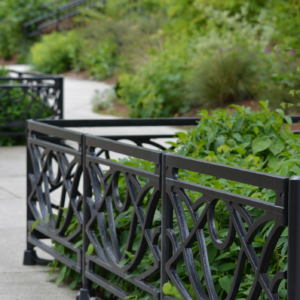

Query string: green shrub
[264,0,300,49]
[188,48,260,106]
[257,49,300,109]
[117,38,193,118]
[0,0,47,60]
[83,39,117,80]
[30,31,82,74]
[75,1,165,74]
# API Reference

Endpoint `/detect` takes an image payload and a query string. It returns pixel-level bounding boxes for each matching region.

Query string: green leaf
[218,263,236,272]
[119,258,129,268]
[252,137,271,154]
[31,219,40,232]
[176,132,189,143]
[232,133,243,142]
[230,104,243,112]
[69,280,77,290]
[74,240,83,249]
[217,144,230,154]
[233,117,245,131]
[216,136,225,146]
[276,109,284,116]
[219,276,232,293]
[153,210,161,223]
[268,157,281,169]
[269,139,284,156]
[125,251,134,259]
[162,281,173,295]
[87,243,94,255]
[162,281,183,300]
[57,244,64,254]
[291,165,300,175]
[207,245,218,264]
[284,116,292,125]
[55,265,67,285]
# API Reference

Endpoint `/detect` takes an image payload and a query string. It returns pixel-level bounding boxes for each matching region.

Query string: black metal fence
[0,70,63,137]
[23,118,300,299]
[23,0,99,37]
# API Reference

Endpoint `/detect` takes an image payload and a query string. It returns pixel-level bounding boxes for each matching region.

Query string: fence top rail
[38,118,201,128]
[85,135,161,164]
[37,116,300,128]
[0,84,59,89]
[0,76,63,81]
[27,120,82,144]
[165,153,289,192]
[2,70,63,78]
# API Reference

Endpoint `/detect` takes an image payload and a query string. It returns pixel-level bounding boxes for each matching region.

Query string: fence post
[57,77,64,119]
[23,123,36,264]
[78,135,94,300]
[161,154,173,299]
[23,122,50,266]
[288,176,300,299]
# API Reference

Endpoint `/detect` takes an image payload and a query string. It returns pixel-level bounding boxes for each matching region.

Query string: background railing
[0,71,63,137]
[23,0,100,37]
[23,118,299,300]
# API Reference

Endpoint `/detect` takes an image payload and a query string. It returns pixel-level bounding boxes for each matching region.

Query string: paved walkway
[0,67,179,299]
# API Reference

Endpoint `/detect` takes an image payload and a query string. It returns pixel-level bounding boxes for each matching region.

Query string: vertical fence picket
[57,76,64,119]
[288,176,300,299]
[161,153,174,300]
[23,124,35,264]
[78,135,94,300]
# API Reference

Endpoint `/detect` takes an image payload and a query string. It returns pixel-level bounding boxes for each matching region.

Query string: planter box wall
[24,118,300,300]
[0,70,63,136]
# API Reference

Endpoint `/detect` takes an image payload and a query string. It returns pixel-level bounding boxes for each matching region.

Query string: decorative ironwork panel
[0,71,63,136]
[26,121,82,272]
[84,136,162,299]
[162,153,289,300]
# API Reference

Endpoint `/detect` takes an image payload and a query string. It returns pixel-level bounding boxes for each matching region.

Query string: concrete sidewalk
[0,72,179,299]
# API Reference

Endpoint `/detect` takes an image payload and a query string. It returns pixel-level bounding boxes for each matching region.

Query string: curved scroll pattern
[85,145,162,299]
[0,76,62,133]
[164,165,288,300]
[27,135,82,271]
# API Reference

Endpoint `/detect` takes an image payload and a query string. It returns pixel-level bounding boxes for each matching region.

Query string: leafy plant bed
[0,67,63,145]
[24,104,300,300]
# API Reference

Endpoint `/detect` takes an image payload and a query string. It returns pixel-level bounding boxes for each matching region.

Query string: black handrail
[23,0,99,37]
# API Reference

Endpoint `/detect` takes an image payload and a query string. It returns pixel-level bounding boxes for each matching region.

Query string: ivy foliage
[48,102,297,299]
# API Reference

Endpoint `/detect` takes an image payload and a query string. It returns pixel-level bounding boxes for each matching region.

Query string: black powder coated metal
[23,118,299,300]
[24,121,82,272]
[0,71,63,136]
[162,153,289,300]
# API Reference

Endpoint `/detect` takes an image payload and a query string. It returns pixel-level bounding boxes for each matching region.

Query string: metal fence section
[24,121,83,273]
[0,71,63,136]
[83,135,162,299]
[23,118,299,300]
[161,153,289,300]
